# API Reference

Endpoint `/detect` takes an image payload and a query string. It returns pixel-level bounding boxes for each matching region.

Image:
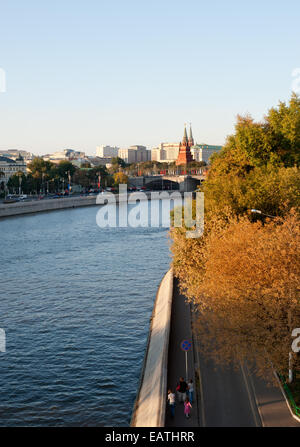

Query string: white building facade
[151,143,180,163]
[118,145,150,164]
[96,145,119,158]
[0,155,27,186]
[191,144,222,164]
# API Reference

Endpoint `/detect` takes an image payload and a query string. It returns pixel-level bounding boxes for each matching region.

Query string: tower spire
[188,123,194,147]
[182,123,188,144]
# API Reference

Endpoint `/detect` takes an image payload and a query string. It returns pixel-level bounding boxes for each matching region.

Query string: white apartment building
[191,144,222,164]
[118,145,150,164]
[96,145,119,158]
[0,155,27,186]
[151,143,180,163]
[129,145,150,163]
[151,147,165,162]
[118,148,137,164]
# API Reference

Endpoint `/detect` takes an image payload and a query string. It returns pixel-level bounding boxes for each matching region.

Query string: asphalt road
[166,279,300,427]
[197,354,261,427]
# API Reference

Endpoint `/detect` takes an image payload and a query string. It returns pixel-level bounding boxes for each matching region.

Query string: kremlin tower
[176,124,194,166]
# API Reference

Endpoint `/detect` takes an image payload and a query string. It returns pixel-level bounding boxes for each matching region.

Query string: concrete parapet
[131,269,173,427]
[0,195,98,218]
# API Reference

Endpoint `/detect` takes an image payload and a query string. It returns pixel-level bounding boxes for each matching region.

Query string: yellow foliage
[171,211,300,381]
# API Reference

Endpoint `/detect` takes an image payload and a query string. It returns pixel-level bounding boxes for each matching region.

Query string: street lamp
[250,209,277,218]
[65,171,70,194]
[96,171,101,190]
[17,171,23,196]
[41,172,45,195]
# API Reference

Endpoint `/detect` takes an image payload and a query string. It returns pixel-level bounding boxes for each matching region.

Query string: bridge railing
[125,169,205,177]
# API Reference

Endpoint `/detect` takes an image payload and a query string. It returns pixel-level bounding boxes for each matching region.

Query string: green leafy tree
[80,161,91,168]
[56,161,76,179]
[111,157,126,168]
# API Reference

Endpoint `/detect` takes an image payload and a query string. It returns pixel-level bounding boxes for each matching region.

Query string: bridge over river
[128,174,205,192]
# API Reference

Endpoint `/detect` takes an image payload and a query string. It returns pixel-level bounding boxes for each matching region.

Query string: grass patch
[288,378,300,407]
[279,374,300,418]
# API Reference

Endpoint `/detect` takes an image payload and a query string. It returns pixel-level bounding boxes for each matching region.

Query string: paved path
[166,279,300,427]
[165,279,199,427]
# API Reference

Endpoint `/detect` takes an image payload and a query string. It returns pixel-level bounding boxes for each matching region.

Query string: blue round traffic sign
[180,340,192,352]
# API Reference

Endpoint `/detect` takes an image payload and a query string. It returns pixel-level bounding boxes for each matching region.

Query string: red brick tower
[176,125,194,166]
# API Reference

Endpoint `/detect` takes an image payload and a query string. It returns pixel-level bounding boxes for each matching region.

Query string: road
[166,279,300,427]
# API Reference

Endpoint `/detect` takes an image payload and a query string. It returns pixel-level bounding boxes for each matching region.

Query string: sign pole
[185,351,188,382]
[180,339,192,382]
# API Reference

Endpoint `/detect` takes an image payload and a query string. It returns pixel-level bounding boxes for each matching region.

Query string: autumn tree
[171,94,300,384]
[172,211,300,382]
[113,172,128,185]
[203,164,300,218]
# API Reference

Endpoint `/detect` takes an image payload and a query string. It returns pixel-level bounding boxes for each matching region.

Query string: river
[0,201,171,426]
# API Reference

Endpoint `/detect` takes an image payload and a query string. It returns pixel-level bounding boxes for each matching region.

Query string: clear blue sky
[0,0,299,155]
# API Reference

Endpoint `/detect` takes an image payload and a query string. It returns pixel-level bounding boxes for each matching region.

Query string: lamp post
[96,171,101,190]
[250,209,277,218]
[67,170,71,194]
[17,171,23,196]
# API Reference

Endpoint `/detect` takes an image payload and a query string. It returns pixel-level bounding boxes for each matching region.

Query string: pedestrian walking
[167,389,175,419]
[176,377,188,403]
[188,379,194,404]
[184,396,192,419]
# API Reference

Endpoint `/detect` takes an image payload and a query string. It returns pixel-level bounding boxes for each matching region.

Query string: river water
[0,202,171,426]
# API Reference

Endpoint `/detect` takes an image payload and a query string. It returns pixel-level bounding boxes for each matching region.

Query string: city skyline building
[43,149,86,163]
[151,143,180,163]
[0,154,27,186]
[96,145,119,158]
[118,145,151,164]
[191,144,222,164]
[0,150,34,164]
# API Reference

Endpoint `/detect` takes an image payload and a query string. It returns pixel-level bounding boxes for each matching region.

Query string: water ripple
[0,204,170,426]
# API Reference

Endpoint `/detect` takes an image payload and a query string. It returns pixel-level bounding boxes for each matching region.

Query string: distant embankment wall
[0,196,99,218]
[0,191,186,219]
[131,269,173,427]
[0,192,155,219]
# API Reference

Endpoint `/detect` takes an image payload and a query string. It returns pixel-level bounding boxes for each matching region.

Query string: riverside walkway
[165,279,199,427]
[165,278,300,427]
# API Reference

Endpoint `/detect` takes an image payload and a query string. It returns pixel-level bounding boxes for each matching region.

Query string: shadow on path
[165,279,199,427]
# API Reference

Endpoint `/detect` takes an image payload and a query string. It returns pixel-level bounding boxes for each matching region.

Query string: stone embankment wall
[0,195,98,218]
[0,192,154,219]
[131,269,173,427]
